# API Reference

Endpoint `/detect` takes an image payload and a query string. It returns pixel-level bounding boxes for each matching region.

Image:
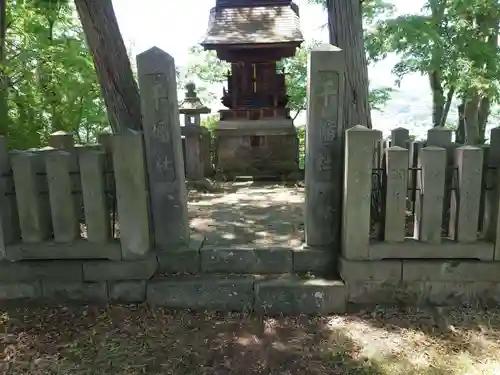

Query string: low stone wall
[341,257,500,307]
[3,248,500,313]
[0,244,345,315]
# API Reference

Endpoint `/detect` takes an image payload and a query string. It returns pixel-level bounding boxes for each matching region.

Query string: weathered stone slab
[49,131,75,151]
[157,249,200,274]
[79,150,110,243]
[136,47,189,248]
[184,125,207,180]
[0,137,20,253]
[384,146,408,242]
[147,276,254,311]
[42,281,107,302]
[200,247,292,274]
[156,234,204,274]
[0,282,41,299]
[390,127,409,148]
[482,128,500,259]
[426,127,453,147]
[112,130,151,259]
[304,44,345,249]
[449,146,483,242]
[345,280,500,306]
[345,281,402,305]
[11,151,51,243]
[292,246,334,274]
[83,256,158,281]
[339,258,402,282]
[342,126,382,259]
[254,277,346,315]
[368,239,494,260]
[414,146,446,242]
[402,260,500,282]
[0,260,83,281]
[108,281,147,303]
[6,240,121,261]
[45,150,79,242]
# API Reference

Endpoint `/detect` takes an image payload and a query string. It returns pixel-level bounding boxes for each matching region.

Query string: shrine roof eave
[201,40,303,51]
[179,107,211,115]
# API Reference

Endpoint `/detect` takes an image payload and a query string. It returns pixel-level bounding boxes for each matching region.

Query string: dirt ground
[188,182,304,247]
[1,303,500,375]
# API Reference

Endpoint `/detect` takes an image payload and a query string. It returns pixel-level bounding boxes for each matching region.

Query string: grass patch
[1,303,500,374]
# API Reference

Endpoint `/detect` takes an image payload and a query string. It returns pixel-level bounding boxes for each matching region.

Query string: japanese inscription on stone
[149,73,176,182]
[317,153,333,172]
[315,71,339,143]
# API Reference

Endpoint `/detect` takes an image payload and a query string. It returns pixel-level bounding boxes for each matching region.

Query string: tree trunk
[477,96,490,144]
[74,0,142,133]
[439,86,454,127]
[326,0,372,128]
[464,94,480,145]
[429,71,444,127]
[456,100,465,144]
[0,0,8,136]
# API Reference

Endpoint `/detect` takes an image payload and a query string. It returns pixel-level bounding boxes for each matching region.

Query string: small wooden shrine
[201,0,303,176]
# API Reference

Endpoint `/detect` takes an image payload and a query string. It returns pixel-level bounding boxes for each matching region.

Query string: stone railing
[0,130,151,261]
[342,125,500,262]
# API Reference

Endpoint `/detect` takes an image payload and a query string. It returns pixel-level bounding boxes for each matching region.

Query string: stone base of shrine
[214,119,299,177]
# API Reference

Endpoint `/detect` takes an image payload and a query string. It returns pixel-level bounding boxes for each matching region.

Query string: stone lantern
[179,82,212,179]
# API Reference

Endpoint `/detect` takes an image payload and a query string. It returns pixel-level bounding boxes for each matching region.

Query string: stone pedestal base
[181,125,211,179]
[214,119,299,176]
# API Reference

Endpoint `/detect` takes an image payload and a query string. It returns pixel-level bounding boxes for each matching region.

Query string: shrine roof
[201,4,303,46]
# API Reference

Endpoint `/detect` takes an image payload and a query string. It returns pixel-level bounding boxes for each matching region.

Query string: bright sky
[112,0,426,66]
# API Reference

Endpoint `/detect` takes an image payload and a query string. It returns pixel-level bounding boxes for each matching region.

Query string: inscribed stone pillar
[136,47,189,248]
[304,44,345,249]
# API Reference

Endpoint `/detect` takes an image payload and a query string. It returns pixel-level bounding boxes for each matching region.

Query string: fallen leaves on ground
[1,303,500,375]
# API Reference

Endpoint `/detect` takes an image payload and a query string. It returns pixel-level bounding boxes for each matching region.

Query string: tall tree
[366,0,500,144]
[74,0,142,132]
[326,0,373,128]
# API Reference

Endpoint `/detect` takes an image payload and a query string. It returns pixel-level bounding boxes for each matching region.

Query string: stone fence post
[304,44,345,251]
[112,130,151,260]
[414,146,446,242]
[449,146,483,242]
[136,46,189,249]
[342,126,382,259]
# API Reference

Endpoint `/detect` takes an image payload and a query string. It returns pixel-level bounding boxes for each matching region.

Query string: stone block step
[158,246,334,276]
[146,275,346,315]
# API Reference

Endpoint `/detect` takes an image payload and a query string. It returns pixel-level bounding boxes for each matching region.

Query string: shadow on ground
[1,302,499,375]
[188,181,304,247]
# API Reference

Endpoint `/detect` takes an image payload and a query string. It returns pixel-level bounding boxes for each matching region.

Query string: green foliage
[366,0,500,137]
[201,114,219,132]
[4,0,107,148]
[186,46,229,84]
[279,41,319,119]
